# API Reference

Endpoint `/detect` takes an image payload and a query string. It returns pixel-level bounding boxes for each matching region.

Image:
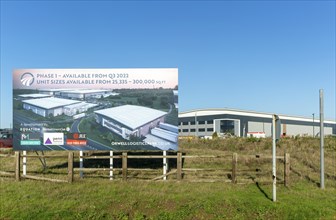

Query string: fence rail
[1,151,290,186]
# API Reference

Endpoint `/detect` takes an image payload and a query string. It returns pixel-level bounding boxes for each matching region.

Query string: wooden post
[177,152,182,180]
[232,153,237,184]
[68,152,74,183]
[15,151,21,181]
[122,152,127,181]
[284,153,290,187]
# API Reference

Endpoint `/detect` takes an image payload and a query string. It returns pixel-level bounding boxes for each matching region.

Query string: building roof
[143,134,178,151]
[179,108,336,124]
[18,94,51,98]
[95,105,167,130]
[64,102,98,109]
[61,89,109,94]
[22,97,81,109]
[39,89,72,92]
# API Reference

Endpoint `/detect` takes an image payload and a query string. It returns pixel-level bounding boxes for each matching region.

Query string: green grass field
[1,180,335,220]
[1,137,335,219]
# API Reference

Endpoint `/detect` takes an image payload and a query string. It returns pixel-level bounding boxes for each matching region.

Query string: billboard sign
[13,68,178,151]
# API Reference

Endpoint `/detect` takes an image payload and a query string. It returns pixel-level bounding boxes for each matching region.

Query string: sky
[0,1,335,128]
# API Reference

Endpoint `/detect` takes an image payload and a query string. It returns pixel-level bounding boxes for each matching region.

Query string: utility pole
[319,89,325,189]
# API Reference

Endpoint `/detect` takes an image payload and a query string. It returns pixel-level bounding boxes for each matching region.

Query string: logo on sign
[43,133,64,145]
[20,72,35,86]
[66,133,87,146]
[20,133,41,145]
[21,133,30,140]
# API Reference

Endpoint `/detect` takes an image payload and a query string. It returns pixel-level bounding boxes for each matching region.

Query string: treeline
[104,89,173,109]
[137,95,169,108]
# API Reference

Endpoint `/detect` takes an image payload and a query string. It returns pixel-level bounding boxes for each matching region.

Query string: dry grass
[179,137,336,187]
[0,137,335,186]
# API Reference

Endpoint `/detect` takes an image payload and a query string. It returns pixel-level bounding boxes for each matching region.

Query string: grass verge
[0,179,335,220]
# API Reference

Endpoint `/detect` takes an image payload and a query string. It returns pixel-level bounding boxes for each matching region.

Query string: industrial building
[179,108,336,137]
[22,97,97,117]
[94,105,178,150]
[38,89,116,100]
[60,89,111,100]
[18,94,52,100]
[95,105,168,140]
[38,89,72,96]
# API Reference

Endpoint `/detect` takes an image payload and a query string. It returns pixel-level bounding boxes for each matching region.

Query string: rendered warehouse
[18,94,52,100]
[60,89,110,100]
[94,105,168,140]
[38,89,72,96]
[179,108,336,137]
[22,97,96,117]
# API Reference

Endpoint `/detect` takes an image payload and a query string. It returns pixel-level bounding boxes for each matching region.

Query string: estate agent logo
[66,133,87,146]
[20,72,35,86]
[43,133,64,145]
[19,133,41,145]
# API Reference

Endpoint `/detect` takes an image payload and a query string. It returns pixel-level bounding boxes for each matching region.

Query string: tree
[90,123,95,132]
[137,96,153,106]
[160,95,169,108]
[16,102,23,110]
[48,113,55,122]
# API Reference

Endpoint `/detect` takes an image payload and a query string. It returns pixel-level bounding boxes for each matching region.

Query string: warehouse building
[18,94,52,100]
[22,97,97,117]
[95,105,178,150]
[38,89,72,96]
[60,89,111,100]
[95,105,168,140]
[179,108,336,137]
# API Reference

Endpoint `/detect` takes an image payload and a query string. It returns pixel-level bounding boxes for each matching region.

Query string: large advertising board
[13,69,178,151]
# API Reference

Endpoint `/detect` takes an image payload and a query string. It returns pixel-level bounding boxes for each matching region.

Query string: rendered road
[70,115,115,151]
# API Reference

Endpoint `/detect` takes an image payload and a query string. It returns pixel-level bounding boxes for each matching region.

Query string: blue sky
[1,1,335,128]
